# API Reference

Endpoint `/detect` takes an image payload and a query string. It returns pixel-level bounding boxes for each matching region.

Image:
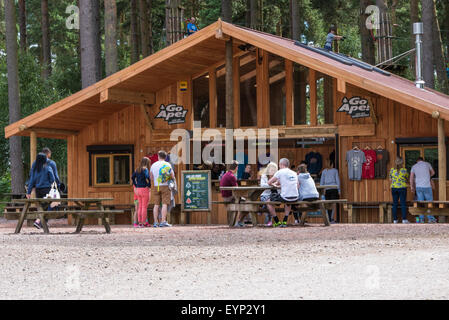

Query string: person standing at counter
[389,157,409,224]
[410,157,437,223]
[320,159,341,223]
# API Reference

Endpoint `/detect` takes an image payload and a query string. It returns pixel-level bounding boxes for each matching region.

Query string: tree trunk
[291,0,300,41]
[148,0,153,54]
[93,0,102,81]
[431,0,449,94]
[130,0,140,63]
[41,0,51,80]
[222,0,232,22]
[360,0,376,65]
[139,0,149,57]
[245,0,251,28]
[5,0,25,193]
[18,0,26,51]
[410,0,419,73]
[80,0,101,88]
[105,0,118,76]
[422,0,435,89]
[250,0,258,30]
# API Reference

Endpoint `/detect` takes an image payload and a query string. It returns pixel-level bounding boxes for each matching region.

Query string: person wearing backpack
[150,150,175,228]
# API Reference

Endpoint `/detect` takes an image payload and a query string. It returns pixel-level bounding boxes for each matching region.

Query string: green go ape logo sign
[337,97,371,119]
[155,103,188,125]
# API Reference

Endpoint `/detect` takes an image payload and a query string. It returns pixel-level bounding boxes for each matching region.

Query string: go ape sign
[337,96,371,119]
[155,103,188,125]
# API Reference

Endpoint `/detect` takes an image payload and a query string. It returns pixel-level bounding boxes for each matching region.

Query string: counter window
[401,146,439,177]
[193,74,209,128]
[240,54,257,127]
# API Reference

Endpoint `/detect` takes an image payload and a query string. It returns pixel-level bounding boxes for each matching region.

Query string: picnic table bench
[408,201,449,220]
[218,185,345,227]
[12,198,123,234]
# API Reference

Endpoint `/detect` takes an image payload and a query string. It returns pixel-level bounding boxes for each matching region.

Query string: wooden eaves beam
[18,126,79,137]
[100,88,156,105]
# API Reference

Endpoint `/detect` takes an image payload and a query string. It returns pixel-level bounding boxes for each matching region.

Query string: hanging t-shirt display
[346,149,366,181]
[362,149,377,179]
[305,152,323,175]
[374,149,389,179]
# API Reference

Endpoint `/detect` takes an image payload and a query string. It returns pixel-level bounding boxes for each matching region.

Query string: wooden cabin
[6,20,449,225]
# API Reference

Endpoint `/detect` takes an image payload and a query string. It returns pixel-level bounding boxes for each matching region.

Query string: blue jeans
[391,188,407,221]
[416,187,435,221]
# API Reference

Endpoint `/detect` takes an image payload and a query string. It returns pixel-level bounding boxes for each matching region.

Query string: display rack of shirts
[374,146,389,179]
[346,146,366,181]
[305,151,323,175]
[362,146,377,179]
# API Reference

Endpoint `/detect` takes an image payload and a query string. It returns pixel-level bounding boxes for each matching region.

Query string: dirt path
[1,222,449,300]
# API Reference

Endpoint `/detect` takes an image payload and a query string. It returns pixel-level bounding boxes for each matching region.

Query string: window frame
[92,153,133,187]
[87,145,135,188]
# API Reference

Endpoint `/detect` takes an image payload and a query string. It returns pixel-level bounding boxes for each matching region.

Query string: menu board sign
[181,170,211,211]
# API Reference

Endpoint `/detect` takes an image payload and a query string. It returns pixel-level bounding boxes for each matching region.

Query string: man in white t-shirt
[268,158,299,227]
[410,157,436,223]
[150,150,175,227]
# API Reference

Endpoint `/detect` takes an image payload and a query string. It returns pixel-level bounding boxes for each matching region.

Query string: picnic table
[408,201,449,220]
[12,198,123,234]
[219,185,343,227]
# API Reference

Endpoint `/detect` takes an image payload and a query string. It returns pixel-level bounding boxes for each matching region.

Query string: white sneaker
[402,220,410,224]
[393,220,398,224]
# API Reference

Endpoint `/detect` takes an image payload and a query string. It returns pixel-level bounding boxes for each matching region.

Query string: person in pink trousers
[132,157,152,227]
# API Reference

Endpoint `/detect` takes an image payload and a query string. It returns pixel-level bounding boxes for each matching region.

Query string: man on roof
[186,17,199,36]
[324,25,345,51]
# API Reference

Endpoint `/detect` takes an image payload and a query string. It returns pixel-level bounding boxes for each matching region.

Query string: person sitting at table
[26,153,56,229]
[297,164,319,201]
[220,161,247,227]
[241,164,252,180]
[268,158,299,228]
[259,162,278,227]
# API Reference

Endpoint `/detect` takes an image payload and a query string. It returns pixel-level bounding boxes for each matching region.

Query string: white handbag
[45,182,61,208]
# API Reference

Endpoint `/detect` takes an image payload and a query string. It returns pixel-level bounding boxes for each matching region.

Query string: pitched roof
[5,20,449,139]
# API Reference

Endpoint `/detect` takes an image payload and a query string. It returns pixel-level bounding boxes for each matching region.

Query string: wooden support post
[225,38,234,129]
[285,59,294,127]
[438,118,446,223]
[233,56,240,128]
[256,49,270,128]
[209,68,217,128]
[348,204,353,224]
[379,204,385,224]
[309,69,317,126]
[30,131,37,167]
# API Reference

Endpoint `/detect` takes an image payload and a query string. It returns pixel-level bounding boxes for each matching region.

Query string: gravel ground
[1,218,449,300]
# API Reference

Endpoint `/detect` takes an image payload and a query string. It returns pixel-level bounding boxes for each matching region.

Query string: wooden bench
[409,201,449,222]
[215,199,347,227]
[343,202,390,224]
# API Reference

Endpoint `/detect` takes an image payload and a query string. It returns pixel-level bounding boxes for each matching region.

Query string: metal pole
[413,22,425,89]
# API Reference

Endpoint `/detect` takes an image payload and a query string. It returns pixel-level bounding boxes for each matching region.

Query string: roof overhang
[5,20,449,139]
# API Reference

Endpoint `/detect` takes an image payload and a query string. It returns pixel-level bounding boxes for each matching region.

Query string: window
[316,72,334,125]
[240,54,257,126]
[216,65,226,128]
[93,154,132,186]
[401,146,439,177]
[293,63,310,125]
[87,145,134,187]
[193,74,209,128]
[269,54,286,126]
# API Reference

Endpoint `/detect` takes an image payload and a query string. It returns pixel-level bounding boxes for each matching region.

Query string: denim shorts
[261,194,270,202]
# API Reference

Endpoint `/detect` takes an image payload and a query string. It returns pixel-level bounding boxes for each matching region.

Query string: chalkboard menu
[181,170,211,211]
